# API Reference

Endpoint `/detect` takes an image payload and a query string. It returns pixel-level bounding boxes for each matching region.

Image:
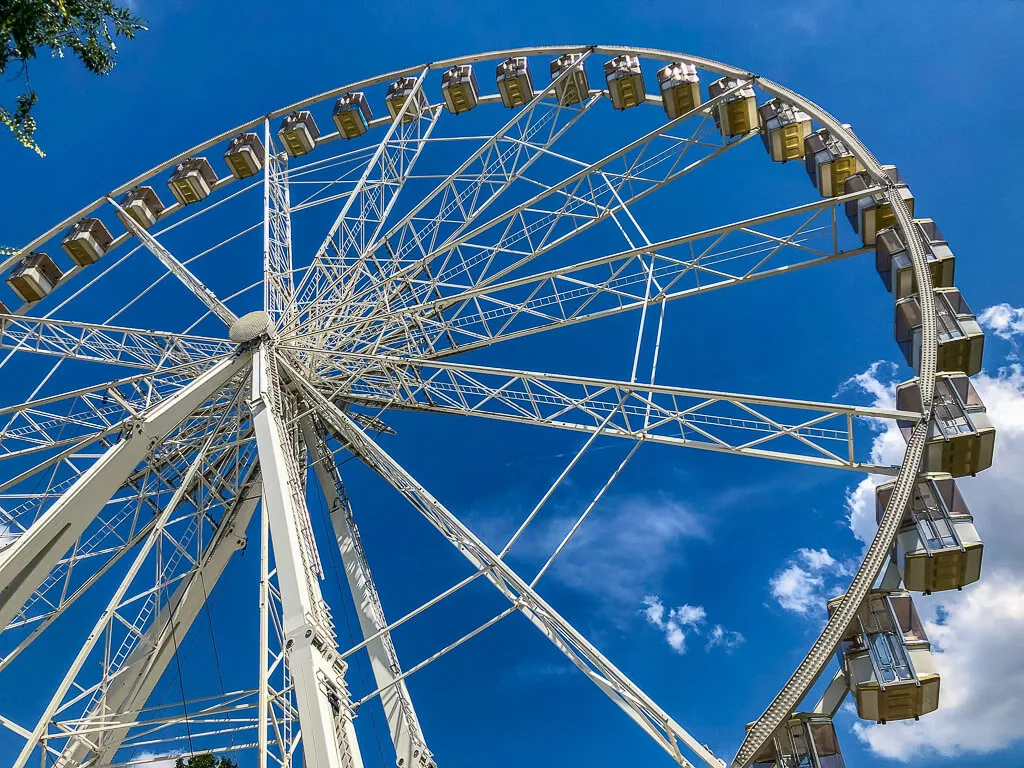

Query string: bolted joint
[118,416,146,443]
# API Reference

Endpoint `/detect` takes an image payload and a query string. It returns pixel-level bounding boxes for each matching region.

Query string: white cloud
[641,595,666,626]
[978,303,1024,341]
[770,563,825,615]
[474,493,709,611]
[798,547,839,571]
[641,596,743,655]
[641,596,705,654]
[769,547,849,615]
[840,361,907,546]
[836,360,899,409]
[842,340,1024,759]
[671,603,707,627]
[706,624,745,652]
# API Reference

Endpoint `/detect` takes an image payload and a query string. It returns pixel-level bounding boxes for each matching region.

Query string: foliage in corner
[0,0,146,155]
[173,754,239,768]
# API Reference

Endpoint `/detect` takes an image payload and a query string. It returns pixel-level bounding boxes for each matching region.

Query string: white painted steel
[53,468,261,767]
[107,198,238,328]
[0,45,944,768]
[12,384,250,767]
[302,418,435,768]
[252,345,364,768]
[294,370,723,768]
[0,354,248,635]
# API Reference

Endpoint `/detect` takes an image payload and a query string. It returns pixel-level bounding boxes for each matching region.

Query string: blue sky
[3,1,1024,767]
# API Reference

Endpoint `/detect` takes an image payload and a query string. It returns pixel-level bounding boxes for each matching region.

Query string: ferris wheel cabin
[749,713,846,768]
[6,252,63,303]
[495,57,534,108]
[386,77,429,123]
[278,111,320,157]
[550,53,590,107]
[223,132,265,179]
[758,98,812,163]
[844,166,915,246]
[168,157,218,206]
[333,93,373,139]
[897,373,996,477]
[877,475,983,594]
[804,127,863,198]
[896,287,985,375]
[707,77,758,138]
[117,186,165,230]
[657,62,702,120]
[829,590,940,723]
[876,218,956,299]
[60,218,113,267]
[441,65,481,114]
[604,55,646,110]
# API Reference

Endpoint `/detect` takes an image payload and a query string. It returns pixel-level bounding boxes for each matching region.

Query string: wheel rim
[0,46,939,768]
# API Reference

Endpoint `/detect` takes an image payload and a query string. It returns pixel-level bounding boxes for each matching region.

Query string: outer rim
[6,45,937,768]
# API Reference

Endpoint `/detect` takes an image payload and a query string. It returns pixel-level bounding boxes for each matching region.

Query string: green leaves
[0,0,146,153]
[0,90,42,154]
[172,754,238,768]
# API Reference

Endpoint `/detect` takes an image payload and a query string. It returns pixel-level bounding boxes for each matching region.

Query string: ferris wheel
[0,44,996,768]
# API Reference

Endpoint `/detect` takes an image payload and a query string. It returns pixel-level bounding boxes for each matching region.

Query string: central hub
[229,310,272,344]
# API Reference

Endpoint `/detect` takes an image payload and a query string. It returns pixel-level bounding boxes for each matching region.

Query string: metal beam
[317,357,916,474]
[301,417,435,768]
[251,344,364,768]
[107,198,238,328]
[264,121,296,331]
[54,467,261,766]
[12,390,248,768]
[0,353,250,635]
[0,314,233,370]
[293,370,723,768]
[292,67,441,325]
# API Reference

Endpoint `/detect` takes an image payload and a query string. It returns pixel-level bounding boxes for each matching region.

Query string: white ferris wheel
[0,45,997,768]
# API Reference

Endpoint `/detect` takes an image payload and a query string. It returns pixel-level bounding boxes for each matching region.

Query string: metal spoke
[0,46,952,768]
[13,382,253,767]
[264,120,296,331]
[295,373,724,768]
[0,314,233,370]
[52,460,260,766]
[302,418,434,768]
[292,67,442,323]
[531,441,641,588]
[288,189,875,361]
[310,356,917,473]
[341,77,756,328]
[0,354,249,638]
[297,52,603,347]
[108,198,238,328]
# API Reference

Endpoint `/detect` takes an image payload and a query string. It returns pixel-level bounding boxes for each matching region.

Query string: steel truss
[0,314,233,370]
[265,121,297,331]
[301,418,435,768]
[284,190,875,364]
[315,356,914,472]
[0,45,945,768]
[252,344,364,768]
[295,374,720,768]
